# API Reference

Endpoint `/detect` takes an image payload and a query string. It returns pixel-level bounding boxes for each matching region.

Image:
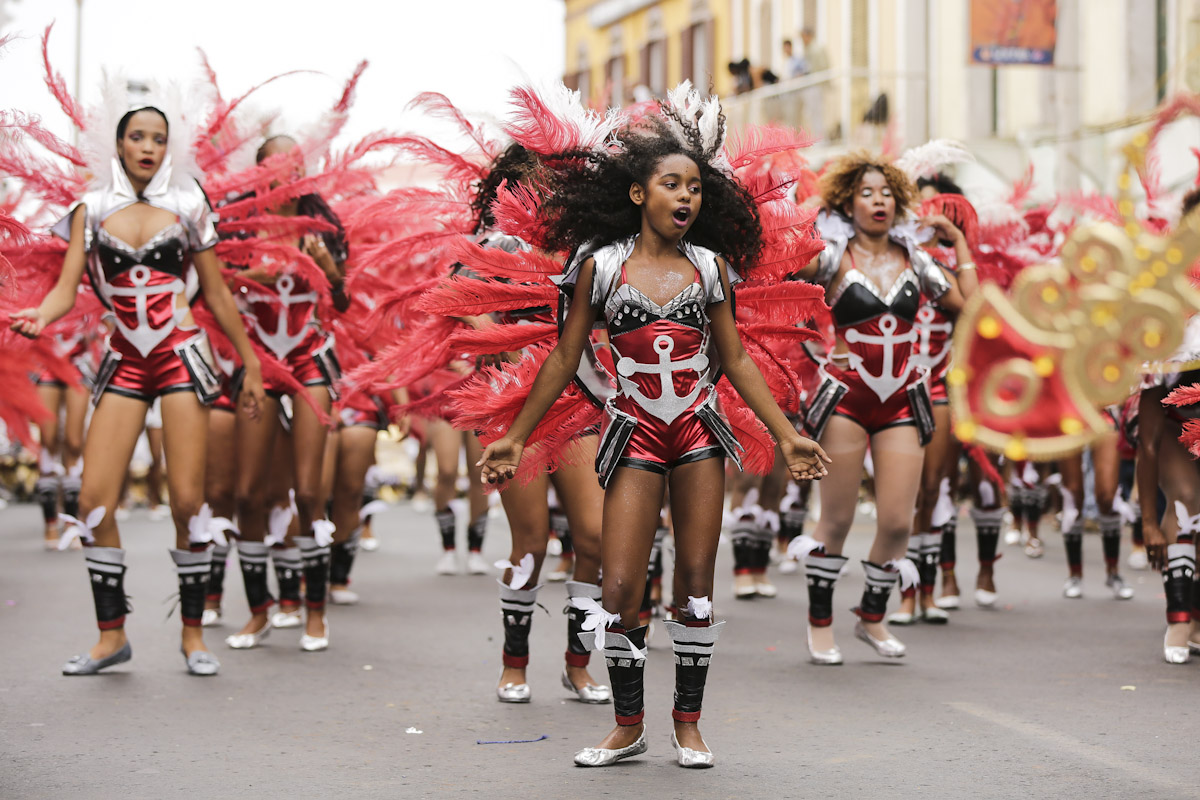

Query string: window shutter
[682,26,694,83]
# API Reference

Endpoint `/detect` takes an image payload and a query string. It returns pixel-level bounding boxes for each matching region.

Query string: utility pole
[73,0,83,145]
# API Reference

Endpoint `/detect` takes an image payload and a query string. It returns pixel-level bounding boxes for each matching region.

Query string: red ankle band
[564,651,590,668]
[503,653,529,668]
[808,615,832,627]
[181,616,203,628]
[615,712,644,726]
[733,568,754,575]
[672,709,702,723]
[204,593,223,602]
[1168,611,1192,624]
[97,617,125,631]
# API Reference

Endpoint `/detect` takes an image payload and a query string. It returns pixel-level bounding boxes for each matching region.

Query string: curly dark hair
[820,150,916,219]
[471,142,542,233]
[537,117,764,269]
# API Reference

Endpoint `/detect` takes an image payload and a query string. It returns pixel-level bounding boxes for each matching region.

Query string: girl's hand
[920,214,964,245]
[9,308,47,338]
[302,234,337,274]
[780,434,831,481]
[391,411,411,440]
[1143,521,1168,571]
[240,361,266,422]
[477,437,524,485]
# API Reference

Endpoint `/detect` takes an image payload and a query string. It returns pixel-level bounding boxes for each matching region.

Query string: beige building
[566,0,1200,199]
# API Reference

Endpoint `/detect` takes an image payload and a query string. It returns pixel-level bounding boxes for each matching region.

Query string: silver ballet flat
[1189,639,1200,655]
[271,608,303,629]
[62,642,132,675]
[300,619,330,652]
[974,589,999,608]
[885,610,917,625]
[225,619,271,650]
[561,669,612,704]
[1164,631,1191,665]
[854,620,906,658]
[182,648,220,676]
[497,681,531,703]
[671,731,715,769]
[934,594,961,610]
[574,727,647,767]
[806,625,843,665]
[201,608,222,627]
[921,606,950,624]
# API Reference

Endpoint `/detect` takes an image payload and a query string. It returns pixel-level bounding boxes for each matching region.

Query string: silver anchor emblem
[106,265,187,357]
[613,334,709,424]
[843,313,918,402]
[244,273,318,360]
[910,305,954,372]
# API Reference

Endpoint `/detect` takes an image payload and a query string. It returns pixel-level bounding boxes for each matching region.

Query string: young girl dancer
[478,87,829,768]
[11,101,266,676]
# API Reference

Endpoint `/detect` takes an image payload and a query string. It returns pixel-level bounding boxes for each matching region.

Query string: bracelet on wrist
[956,261,976,272]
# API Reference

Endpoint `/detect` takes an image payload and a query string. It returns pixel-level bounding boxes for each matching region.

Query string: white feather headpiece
[660,81,728,170]
[895,138,974,183]
[79,70,208,191]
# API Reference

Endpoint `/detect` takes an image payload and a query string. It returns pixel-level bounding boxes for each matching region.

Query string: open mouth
[138,158,155,169]
[673,207,692,226]
[871,211,888,222]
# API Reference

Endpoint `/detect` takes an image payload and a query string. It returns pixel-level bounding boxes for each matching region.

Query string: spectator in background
[783,39,808,79]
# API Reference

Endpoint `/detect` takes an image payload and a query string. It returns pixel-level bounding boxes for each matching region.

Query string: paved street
[2,498,1198,799]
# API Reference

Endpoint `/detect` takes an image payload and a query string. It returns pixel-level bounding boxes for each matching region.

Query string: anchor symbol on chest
[843,313,919,402]
[614,333,709,424]
[248,273,318,360]
[105,265,187,358]
[911,305,954,371]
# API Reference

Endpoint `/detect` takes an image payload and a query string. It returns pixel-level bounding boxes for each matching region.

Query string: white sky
[2,0,566,149]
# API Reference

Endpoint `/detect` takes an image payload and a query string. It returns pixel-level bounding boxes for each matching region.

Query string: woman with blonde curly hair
[792,151,975,664]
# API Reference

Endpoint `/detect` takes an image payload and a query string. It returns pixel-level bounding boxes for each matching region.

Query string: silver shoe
[225,619,271,650]
[201,608,222,627]
[300,618,329,652]
[974,589,998,608]
[934,594,961,610]
[1106,574,1134,600]
[854,620,906,658]
[671,731,714,768]
[62,642,132,675]
[806,625,843,665]
[271,608,303,629]
[1164,630,1191,664]
[1189,639,1200,655]
[885,610,917,625]
[921,605,950,624]
[1062,576,1083,599]
[574,727,648,767]
[561,669,611,704]
[183,648,220,676]
[330,587,360,605]
[497,680,531,702]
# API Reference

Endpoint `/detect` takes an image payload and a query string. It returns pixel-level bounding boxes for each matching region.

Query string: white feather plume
[895,139,974,182]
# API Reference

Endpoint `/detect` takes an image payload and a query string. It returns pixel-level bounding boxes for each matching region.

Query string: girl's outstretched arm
[477,257,599,484]
[708,256,830,481]
[10,206,88,337]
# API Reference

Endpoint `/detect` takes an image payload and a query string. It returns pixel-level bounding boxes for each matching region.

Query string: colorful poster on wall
[970,0,1057,66]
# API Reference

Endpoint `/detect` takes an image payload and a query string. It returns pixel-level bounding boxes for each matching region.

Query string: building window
[608,55,626,107]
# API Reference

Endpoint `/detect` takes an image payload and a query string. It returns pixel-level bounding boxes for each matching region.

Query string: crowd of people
[3,28,1199,770]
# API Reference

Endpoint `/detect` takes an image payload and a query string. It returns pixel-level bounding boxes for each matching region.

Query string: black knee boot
[858,561,900,623]
[467,513,487,554]
[170,548,212,628]
[296,536,331,611]
[1165,541,1196,624]
[272,546,303,610]
[85,547,129,630]
[329,531,360,587]
[917,531,941,604]
[435,508,456,551]
[600,625,648,727]
[34,474,60,524]
[61,474,81,520]
[207,543,230,610]
[804,549,848,627]
[664,618,725,723]
[236,541,274,615]
[972,507,1004,567]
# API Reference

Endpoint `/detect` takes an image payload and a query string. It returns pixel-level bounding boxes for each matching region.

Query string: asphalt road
[2,499,1197,799]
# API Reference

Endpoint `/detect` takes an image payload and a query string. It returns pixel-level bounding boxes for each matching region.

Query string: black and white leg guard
[329,531,361,587]
[564,581,600,668]
[35,475,61,524]
[858,561,900,623]
[271,546,303,608]
[1099,512,1122,572]
[170,548,212,628]
[940,512,958,571]
[86,547,129,630]
[780,500,808,547]
[467,513,487,553]
[499,582,540,669]
[296,536,331,611]
[730,507,760,577]
[664,618,725,723]
[918,532,941,600]
[236,541,273,614]
[899,536,921,600]
[207,543,230,605]
[1165,542,1196,625]
[435,508,456,551]
[804,550,848,627]
[1064,521,1084,575]
[971,507,1005,567]
[600,625,648,726]
[61,475,82,520]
